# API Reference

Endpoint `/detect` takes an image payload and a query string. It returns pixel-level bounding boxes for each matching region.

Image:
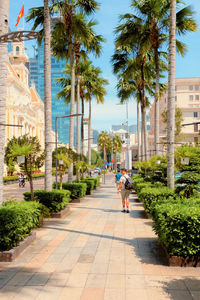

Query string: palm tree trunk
[29,159,34,201]
[44,0,52,191]
[167,0,176,189]
[141,103,144,162]
[88,98,92,165]
[0,0,9,205]
[141,104,147,161]
[76,57,81,154]
[81,97,84,155]
[104,145,107,162]
[143,105,147,161]
[141,63,147,161]
[154,47,160,156]
[68,43,75,183]
[114,153,117,171]
[137,101,141,161]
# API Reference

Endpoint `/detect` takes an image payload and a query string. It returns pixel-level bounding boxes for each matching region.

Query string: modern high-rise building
[29,40,72,145]
[29,54,39,91]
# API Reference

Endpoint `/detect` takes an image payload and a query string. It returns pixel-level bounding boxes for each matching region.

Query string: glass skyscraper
[30,40,71,145]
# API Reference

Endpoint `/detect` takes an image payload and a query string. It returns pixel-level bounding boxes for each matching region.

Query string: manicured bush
[132,176,145,192]
[176,171,200,198]
[53,182,87,199]
[153,200,200,257]
[3,173,46,183]
[85,177,100,188]
[81,179,95,194]
[138,187,175,214]
[24,189,71,212]
[134,182,153,194]
[0,201,48,251]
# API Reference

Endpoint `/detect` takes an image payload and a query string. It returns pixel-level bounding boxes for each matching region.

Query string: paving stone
[67,273,88,288]
[46,272,70,286]
[80,288,104,300]
[104,288,125,300]
[78,254,95,263]
[25,272,50,286]
[86,274,106,288]
[59,287,83,300]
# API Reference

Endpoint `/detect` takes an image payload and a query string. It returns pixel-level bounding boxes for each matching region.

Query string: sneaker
[126,209,130,213]
[121,209,126,213]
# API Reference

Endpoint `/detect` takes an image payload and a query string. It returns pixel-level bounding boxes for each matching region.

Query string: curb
[50,206,71,219]
[0,232,36,262]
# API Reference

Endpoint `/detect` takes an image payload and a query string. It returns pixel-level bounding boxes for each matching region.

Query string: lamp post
[55,113,83,189]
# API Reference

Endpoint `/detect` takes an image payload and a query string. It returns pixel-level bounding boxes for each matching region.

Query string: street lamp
[55,113,83,189]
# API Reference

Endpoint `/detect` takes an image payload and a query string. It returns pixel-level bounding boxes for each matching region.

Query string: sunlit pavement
[0,175,200,300]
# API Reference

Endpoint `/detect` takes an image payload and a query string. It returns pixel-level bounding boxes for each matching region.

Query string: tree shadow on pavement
[161,277,200,300]
[130,209,146,219]
[133,237,168,266]
[73,206,121,213]
[0,266,51,295]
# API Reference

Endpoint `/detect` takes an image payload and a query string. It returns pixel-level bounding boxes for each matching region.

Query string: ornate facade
[6,41,45,149]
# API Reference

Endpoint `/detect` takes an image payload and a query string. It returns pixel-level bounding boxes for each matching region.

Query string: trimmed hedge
[134,182,153,194]
[53,182,87,199]
[85,177,100,188]
[0,201,48,251]
[80,179,95,194]
[153,199,200,257]
[24,189,71,212]
[138,187,175,214]
[132,176,145,192]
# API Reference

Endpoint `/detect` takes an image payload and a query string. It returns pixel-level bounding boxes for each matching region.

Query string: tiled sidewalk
[0,176,200,300]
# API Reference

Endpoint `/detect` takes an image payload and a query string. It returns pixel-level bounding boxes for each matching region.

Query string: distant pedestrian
[117,168,133,213]
[115,170,122,188]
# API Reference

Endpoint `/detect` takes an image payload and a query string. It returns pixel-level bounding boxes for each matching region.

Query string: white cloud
[84,97,138,131]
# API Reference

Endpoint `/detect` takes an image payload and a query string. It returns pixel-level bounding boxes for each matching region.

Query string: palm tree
[84,65,108,165]
[0,0,9,205]
[98,131,112,165]
[44,0,52,191]
[112,16,154,161]
[27,0,99,183]
[132,0,197,155]
[6,135,45,201]
[116,76,141,161]
[112,135,123,171]
[167,0,176,189]
[57,61,108,164]
[53,1,98,183]
[52,16,104,156]
[112,49,155,161]
[73,20,104,155]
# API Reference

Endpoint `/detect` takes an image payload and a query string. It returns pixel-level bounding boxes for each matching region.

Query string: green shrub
[134,182,153,194]
[24,189,71,212]
[81,179,95,194]
[153,200,200,257]
[3,175,19,182]
[85,177,100,188]
[0,201,47,251]
[132,177,145,191]
[138,187,175,214]
[53,182,87,199]
[176,171,200,198]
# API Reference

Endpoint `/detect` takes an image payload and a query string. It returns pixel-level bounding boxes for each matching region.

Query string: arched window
[16,46,20,56]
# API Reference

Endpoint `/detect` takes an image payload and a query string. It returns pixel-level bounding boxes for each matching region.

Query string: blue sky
[9,0,200,131]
